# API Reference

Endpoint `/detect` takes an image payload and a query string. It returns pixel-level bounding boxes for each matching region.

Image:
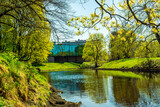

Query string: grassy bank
[0,53,50,106]
[34,62,80,72]
[0,53,81,106]
[100,58,160,69]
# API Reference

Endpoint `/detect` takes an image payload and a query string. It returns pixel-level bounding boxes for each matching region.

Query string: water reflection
[113,77,140,106]
[41,70,160,107]
[83,70,108,103]
[137,76,160,106]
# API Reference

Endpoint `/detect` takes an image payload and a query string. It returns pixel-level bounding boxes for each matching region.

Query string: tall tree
[0,0,72,63]
[82,33,108,67]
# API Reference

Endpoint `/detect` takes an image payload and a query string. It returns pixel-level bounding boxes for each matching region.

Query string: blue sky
[69,0,109,41]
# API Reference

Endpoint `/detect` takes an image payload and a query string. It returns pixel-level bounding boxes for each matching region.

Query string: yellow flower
[152,28,158,33]
[126,24,131,27]
[139,35,144,39]
[110,34,115,39]
[121,37,126,41]
[135,34,138,37]
[67,23,71,26]
[107,26,110,31]
[117,23,122,27]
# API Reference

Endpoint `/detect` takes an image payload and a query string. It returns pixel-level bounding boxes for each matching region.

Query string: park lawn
[35,62,80,72]
[100,57,160,69]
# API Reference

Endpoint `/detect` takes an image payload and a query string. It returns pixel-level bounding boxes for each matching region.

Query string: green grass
[0,53,51,106]
[34,62,80,71]
[101,70,143,78]
[100,57,160,69]
[80,62,95,68]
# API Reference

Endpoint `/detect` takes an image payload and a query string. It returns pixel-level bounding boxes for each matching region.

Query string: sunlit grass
[35,62,80,71]
[100,58,160,69]
[101,70,143,78]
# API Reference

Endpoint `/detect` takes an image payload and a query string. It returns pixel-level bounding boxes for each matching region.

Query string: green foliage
[80,61,107,68]
[109,29,137,60]
[137,59,160,69]
[83,33,108,67]
[134,41,160,58]
[0,97,6,106]
[76,45,84,56]
[80,62,95,68]
[0,0,53,63]
[0,53,51,106]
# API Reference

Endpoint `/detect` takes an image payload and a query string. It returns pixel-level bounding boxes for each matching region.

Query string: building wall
[48,56,83,63]
[50,39,86,56]
[48,56,55,62]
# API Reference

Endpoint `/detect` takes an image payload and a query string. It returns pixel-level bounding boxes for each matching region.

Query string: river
[41,69,160,107]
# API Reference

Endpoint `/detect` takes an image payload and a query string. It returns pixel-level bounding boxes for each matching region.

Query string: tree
[69,0,160,44]
[109,29,137,60]
[134,40,160,58]
[82,33,108,67]
[0,0,53,63]
[0,0,72,38]
[75,45,84,56]
[0,0,73,63]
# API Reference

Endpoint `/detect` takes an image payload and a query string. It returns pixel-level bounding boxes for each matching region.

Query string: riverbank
[99,58,160,70]
[0,53,80,106]
[47,86,81,106]
[35,57,160,72]
[34,62,80,72]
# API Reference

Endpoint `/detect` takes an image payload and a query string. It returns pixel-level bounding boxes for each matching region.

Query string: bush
[138,59,160,69]
[80,62,95,68]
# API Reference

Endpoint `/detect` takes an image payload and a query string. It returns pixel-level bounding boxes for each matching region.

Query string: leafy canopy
[83,33,108,67]
[68,0,160,44]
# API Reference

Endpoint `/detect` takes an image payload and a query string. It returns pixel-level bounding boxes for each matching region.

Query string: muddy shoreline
[46,86,81,107]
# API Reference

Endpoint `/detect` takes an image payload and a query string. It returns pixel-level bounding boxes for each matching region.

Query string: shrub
[138,59,160,69]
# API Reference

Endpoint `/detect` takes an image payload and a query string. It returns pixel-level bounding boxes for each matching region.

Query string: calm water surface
[41,70,160,107]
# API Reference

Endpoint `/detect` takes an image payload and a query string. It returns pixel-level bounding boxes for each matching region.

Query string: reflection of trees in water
[83,70,109,103]
[113,77,140,106]
[137,73,160,105]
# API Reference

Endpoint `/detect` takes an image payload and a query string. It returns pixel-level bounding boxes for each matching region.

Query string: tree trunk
[0,35,1,52]
[95,62,98,68]
[0,25,1,51]
[155,33,160,44]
